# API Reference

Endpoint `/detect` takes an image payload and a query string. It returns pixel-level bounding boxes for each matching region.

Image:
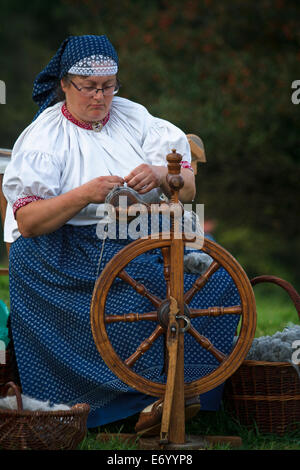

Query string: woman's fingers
[135,180,156,193]
[129,175,151,191]
[83,175,124,203]
[125,165,160,192]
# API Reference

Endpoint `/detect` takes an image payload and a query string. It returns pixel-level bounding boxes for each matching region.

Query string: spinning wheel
[90,150,256,449]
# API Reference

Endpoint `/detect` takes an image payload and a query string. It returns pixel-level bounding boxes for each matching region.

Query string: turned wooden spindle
[166,149,184,204]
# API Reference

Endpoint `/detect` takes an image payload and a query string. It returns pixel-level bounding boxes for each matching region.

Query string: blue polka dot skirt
[9,224,240,427]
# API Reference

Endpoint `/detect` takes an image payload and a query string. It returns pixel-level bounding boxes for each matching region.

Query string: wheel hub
[157,299,191,331]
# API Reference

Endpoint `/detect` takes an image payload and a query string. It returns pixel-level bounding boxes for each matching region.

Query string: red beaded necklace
[61,103,110,132]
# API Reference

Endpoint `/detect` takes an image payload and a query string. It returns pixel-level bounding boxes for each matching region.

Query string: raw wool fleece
[0,395,71,411]
[183,252,213,274]
[182,211,213,274]
[234,324,300,378]
[244,324,300,362]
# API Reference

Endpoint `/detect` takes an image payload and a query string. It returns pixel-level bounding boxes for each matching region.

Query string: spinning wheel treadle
[90,150,256,448]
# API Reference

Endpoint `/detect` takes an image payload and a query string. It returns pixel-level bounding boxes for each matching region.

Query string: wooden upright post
[165,150,185,444]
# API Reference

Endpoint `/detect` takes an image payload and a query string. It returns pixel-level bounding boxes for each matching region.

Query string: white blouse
[3,97,192,242]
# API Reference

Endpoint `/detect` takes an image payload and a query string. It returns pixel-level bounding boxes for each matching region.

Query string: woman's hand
[124,164,196,202]
[80,175,124,204]
[16,175,124,238]
[124,164,164,194]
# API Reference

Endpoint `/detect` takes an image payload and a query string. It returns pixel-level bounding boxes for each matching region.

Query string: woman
[3,35,240,430]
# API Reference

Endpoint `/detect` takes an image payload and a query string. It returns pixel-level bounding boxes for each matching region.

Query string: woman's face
[61,74,117,123]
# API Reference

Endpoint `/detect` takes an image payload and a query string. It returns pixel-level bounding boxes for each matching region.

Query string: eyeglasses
[69,80,120,97]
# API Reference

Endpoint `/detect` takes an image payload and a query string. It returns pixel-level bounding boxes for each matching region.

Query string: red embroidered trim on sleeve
[180,161,194,171]
[13,196,43,217]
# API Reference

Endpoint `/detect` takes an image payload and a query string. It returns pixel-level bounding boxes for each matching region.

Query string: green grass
[1,270,299,450]
[77,408,300,451]
[253,282,299,337]
[0,271,9,308]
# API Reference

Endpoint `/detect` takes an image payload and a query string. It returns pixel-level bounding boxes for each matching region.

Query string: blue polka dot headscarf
[32,35,119,119]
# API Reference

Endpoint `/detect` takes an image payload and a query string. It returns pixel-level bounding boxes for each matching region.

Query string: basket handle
[3,381,23,411]
[250,275,300,321]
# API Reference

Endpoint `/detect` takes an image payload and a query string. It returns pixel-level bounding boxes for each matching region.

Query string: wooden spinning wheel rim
[90,236,256,398]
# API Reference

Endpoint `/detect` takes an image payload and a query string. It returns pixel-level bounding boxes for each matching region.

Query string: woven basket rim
[0,402,90,417]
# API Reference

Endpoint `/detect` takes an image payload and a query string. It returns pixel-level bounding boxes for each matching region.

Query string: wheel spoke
[125,325,164,368]
[190,305,242,318]
[105,311,158,324]
[187,326,226,362]
[184,260,220,304]
[161,246,171,298]
[118,269,162,307]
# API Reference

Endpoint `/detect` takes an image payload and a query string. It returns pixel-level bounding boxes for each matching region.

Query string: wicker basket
[224,360,300,435]
[224,275,300,436]
[0,382,90,450]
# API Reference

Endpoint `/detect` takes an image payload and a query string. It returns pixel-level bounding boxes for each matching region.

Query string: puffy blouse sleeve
[141,111,192,169]
[2,150,61,217]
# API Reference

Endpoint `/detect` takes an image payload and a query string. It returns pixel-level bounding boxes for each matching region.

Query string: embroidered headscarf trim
[68,54,118,76]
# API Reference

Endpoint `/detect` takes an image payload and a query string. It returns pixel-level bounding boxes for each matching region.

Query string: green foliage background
[0,0,299,289]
